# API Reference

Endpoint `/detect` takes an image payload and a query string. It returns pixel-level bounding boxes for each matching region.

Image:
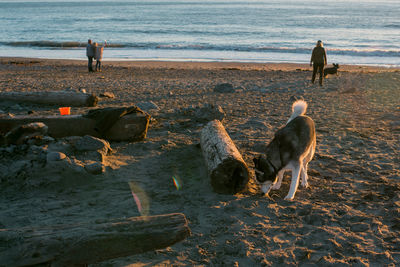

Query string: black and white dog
[253,100,316,200]
[324,63,339,77]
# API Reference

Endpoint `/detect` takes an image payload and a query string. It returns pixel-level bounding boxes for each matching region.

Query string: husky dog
[324,63,339,77]
[253,100,316,200]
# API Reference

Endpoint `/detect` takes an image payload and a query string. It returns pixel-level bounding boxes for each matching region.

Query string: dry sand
[0,57,399,266]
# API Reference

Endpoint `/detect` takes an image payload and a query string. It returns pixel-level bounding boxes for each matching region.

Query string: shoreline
[2,56,399,73]
[2,45,399,68]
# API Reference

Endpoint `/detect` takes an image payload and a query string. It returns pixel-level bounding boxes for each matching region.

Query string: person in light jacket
[310,40,327,86]
[94,41,105,72]
[86,39,95,72]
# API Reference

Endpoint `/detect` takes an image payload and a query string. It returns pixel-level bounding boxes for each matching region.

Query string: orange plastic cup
[59,107,71,115]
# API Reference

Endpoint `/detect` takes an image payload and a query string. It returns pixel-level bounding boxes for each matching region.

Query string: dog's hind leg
[301,140,316,188]
[300,160,309,188]
[301,147,312,188]
[284,161,301,200]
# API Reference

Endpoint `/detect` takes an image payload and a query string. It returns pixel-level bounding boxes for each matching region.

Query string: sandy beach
[0,57,399,266]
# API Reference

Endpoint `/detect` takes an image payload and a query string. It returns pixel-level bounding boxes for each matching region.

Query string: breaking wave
[1,41,399,58]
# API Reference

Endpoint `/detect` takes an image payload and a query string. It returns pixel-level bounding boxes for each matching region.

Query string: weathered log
[0,213,191,266]
[0,91,98,107]
[200,119,250,194]
[0,112,150,141]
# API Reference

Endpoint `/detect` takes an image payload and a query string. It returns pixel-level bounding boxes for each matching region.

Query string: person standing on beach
[86,39,95,72]
[94,41,105,72]
[310,40,327,86]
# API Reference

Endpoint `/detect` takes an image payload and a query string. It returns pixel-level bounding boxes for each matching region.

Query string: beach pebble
[48,140,73,155]
[180,104,225,122]
[47,151,67,162]
[194,104,225,122]
[214,83,235,93]
[41,136,55,144]
[45,156,76,175]
[72,135,111,155]
[84,162,105,175]
[80,151,106,163]
[99,92,115,98]
[69,158,86,173]
[250,85,267,92]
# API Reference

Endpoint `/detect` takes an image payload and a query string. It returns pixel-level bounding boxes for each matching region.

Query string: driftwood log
[0,213,190,266]
[0,91,98,107]
[200,120,250,194]
[0,112,150,141]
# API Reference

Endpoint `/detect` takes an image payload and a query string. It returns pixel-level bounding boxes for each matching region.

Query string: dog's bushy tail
[287,100,308,123]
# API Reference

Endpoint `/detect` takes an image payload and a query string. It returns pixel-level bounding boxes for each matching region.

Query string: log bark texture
[0,213,190,266]
[200,120,250,194]
[0,91,98,107]
[0,112,150,141]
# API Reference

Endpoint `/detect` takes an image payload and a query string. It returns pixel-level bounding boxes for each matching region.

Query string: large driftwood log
[0,112,150,141]
[0,91,98,107]
[200,120,250,194]
[0,213,190,266]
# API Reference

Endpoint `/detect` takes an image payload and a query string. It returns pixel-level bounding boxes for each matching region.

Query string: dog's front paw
[301,181,309,188]
[261,183,272,194]
[271,182,281,190]
[284,195,294,201]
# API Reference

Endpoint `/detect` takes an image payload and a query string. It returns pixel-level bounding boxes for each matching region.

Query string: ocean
[0,0,399,66]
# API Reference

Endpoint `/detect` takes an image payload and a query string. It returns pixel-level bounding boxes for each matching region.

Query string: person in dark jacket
[310,40,327,86]
[86,39,95,72]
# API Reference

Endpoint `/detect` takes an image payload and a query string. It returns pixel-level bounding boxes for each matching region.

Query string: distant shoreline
[1,57,399,73]
[1,47,399,68]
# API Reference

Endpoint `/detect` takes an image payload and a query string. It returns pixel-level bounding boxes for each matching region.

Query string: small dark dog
[324,63,339,77]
